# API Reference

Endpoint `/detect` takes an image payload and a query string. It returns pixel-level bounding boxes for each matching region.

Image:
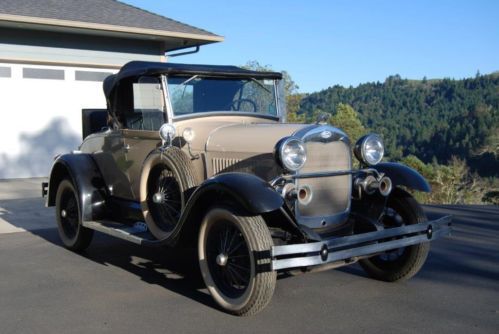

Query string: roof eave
[0,13,224,44]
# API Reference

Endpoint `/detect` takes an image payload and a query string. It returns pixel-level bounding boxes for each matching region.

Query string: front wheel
[359,189,430,282]
[198,206,276,316]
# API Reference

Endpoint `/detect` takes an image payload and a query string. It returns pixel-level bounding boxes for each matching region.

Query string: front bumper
[271,215,452,271]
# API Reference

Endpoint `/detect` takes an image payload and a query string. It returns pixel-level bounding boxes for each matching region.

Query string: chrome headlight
[159,123,176,143]
[354,134,384,166]
[276,137,307,172]
[182,127,195,143]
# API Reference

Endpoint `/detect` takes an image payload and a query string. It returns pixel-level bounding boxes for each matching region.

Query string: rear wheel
[359,189,430,282]
[198,206,276,316]
[55,179,93,251]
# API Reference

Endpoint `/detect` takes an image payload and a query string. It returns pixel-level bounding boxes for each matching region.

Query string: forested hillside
[299,73,499,177]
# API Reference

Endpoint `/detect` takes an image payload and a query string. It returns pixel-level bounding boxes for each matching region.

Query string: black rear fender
[46,153,107,221]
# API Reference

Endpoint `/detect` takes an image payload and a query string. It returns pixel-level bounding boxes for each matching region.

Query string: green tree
[330,103,367,144]
[298,71,499,177]
[401,155,488,204]
[242,61,303,122]
[286,93,306,123]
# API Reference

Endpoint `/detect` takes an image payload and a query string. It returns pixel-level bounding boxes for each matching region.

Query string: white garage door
[0,63,117,178]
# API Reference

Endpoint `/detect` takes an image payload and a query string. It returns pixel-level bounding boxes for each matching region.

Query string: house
[0,0,222,178]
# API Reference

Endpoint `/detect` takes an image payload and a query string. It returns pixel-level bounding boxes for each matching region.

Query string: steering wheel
[231,98,257,112]
[127,115,143,130]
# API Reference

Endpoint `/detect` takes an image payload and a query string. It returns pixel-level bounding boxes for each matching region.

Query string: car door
[84,128,135,200]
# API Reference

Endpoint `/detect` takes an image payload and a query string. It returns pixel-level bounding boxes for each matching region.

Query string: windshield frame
[162,74,282,122]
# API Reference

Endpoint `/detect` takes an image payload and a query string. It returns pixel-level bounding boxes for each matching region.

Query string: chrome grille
[296,140,351,219]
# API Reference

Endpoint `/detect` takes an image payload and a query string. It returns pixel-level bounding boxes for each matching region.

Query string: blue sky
[124,0,499,93]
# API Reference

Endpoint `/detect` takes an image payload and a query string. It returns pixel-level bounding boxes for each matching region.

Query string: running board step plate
[82,220,159,246]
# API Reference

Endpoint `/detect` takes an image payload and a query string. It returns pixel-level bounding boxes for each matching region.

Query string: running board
[82,220,160,246]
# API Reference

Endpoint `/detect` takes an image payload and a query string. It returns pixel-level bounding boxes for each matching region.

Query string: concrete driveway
[0,178,498,333]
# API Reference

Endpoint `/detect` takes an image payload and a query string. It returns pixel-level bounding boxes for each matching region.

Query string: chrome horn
[378,176,393,197]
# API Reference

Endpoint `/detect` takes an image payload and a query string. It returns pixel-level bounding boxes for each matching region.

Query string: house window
[23,68,65,80]
[0,66,11,78]
[75,70,113,82]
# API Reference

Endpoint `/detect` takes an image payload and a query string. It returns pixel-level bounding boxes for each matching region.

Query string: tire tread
[236,215,276,316]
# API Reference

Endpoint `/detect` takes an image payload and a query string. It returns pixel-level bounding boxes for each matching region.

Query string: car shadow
[0,195,296,312]
[23,227,219,311]
[0,118,80,178]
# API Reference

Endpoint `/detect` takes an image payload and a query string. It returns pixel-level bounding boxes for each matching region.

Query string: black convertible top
[103,61,282,99]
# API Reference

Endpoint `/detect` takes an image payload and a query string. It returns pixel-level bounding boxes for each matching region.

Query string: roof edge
[0,57,124,69]
[0,13,224,42]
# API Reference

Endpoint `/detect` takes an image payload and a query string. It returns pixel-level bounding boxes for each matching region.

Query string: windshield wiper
[174,75,199,98]
[178,75,199,86]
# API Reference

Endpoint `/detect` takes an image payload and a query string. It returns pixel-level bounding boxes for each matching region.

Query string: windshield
[167,76,278,117]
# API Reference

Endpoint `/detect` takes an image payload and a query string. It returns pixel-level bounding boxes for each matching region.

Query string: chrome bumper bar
[271,215,452,271]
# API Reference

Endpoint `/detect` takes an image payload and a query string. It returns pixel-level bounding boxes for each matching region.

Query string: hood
[206,123,311,154]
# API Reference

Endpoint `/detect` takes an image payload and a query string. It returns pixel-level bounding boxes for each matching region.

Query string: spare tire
[140,147,198,240]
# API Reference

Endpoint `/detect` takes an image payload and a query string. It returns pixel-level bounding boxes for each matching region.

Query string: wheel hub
[61,209,67,218]
[216,253,228,266]
[152,192,165,204]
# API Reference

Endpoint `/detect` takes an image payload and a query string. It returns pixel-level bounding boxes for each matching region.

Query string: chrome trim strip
[83,221,145,245]
[288,170,354,179]
[274,79,283,122]
[161,74,174,125]
[173,112,280,122]
[277,168,382,181]
[271,215,452,271]
[293,124,351,146]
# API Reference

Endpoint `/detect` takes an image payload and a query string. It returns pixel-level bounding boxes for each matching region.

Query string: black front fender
[169,172,285,246]
[188,172,284,214]
[373,162,431,192]
[47,153,107,221]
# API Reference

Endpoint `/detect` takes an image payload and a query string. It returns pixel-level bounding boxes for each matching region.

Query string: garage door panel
[0,63,114,178]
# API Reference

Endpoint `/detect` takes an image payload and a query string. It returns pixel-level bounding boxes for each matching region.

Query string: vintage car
[42,61,451,316]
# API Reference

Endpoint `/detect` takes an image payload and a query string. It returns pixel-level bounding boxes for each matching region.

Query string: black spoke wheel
[147,165,182,231]
[206,220,251,297]
[359,189,430,282]
[141,147,198,240]
[55,179,93,251]
[198,206,276,316]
